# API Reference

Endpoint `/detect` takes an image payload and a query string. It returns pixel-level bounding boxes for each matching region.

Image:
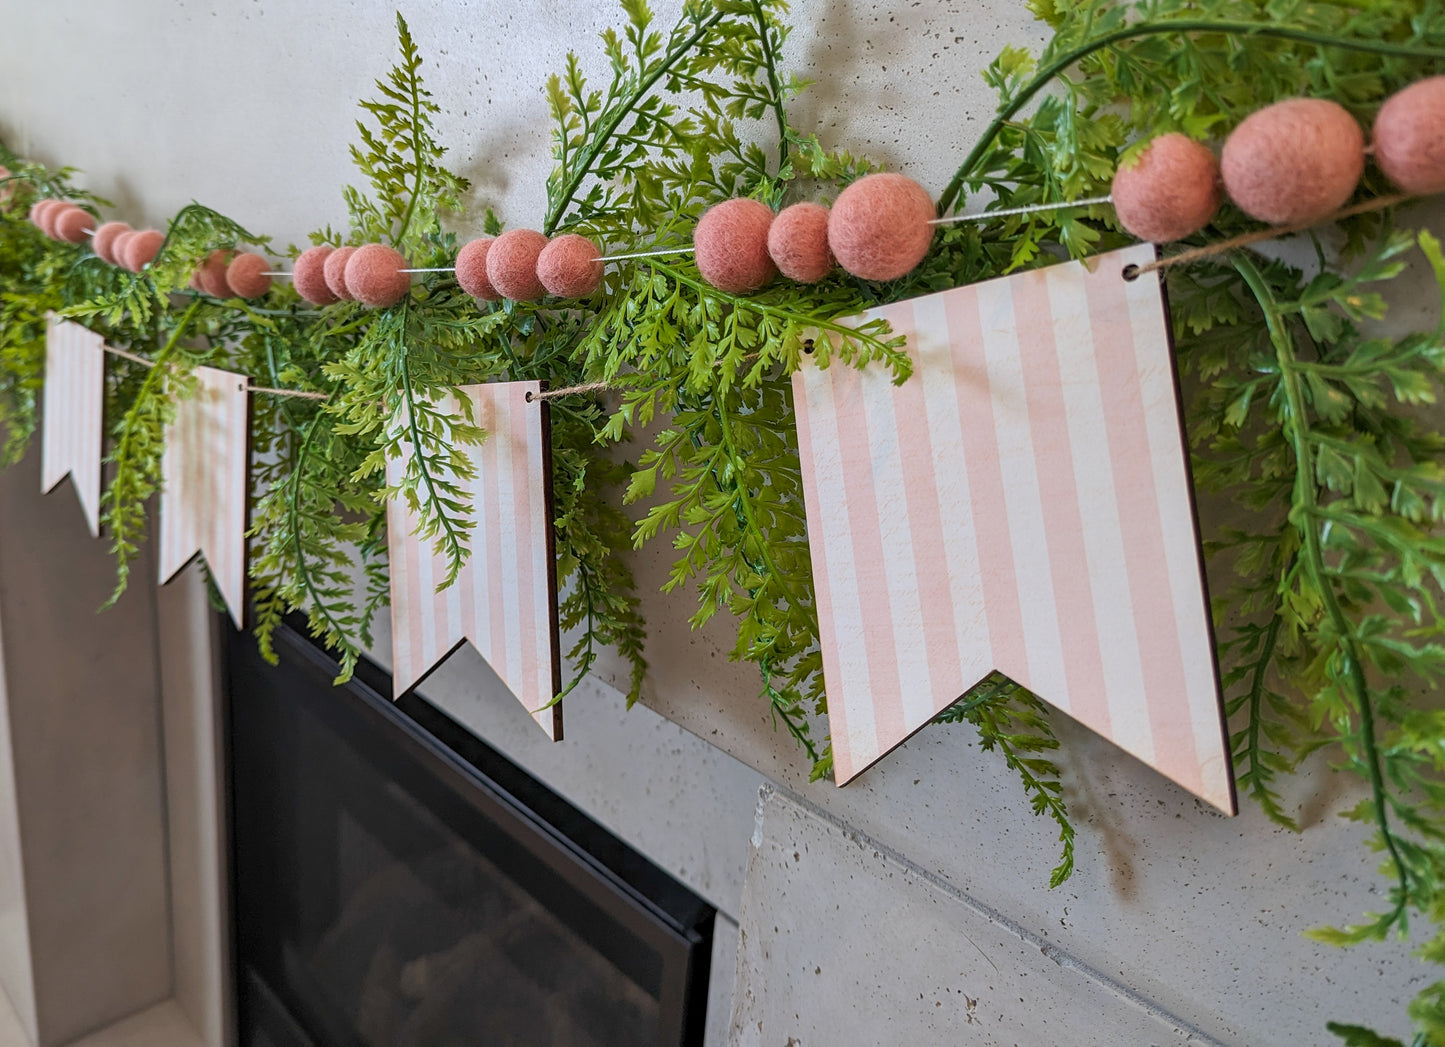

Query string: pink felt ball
[227,252,273,299]
[292,246,337,305]
[1372,76,1445,196]
[91,222,131,265]
[693,198,777,293]
[122,230,165,272]
[1221,98,1365,225]
[344,243,411,308]
[1111,133,1222,243]
[454,238,499,301]
[28,199,59,230]
[40,200,69,239]
[0,166,11,209]
[828,173,936,282]
[536,234,602,298]
[111,231,138,268]
[485,229,549,301]
[196,250,234,298]
[323,246,358,301]
[767,202,834,283]
[54,205,94,244]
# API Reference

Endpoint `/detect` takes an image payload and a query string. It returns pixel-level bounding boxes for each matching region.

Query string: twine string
[1124,194,1415,279]
[99,343,329,400]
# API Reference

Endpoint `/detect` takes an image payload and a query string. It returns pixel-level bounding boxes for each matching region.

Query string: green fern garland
[3,1,1445,1040]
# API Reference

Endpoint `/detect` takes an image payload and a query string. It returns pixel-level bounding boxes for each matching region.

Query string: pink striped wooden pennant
[158,365,251,629]
[794,244,1234,813]
[41,316,105,537]
[386,381,562,739]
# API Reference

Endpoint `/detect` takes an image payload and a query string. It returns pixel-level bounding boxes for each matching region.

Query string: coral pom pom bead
[1372,76,1445,196]
[91,222,131,265]
[122,230,165,273]
[344,243,411,308]
[292,246,337,305]
[536,234,602,298]
[828,173,935,282]
[40,201,69,240]
[227,253,273,299]
[485,229,549,301]
[768,202,834,283]
[195,250,234,298]
[1221,98,1364,226]
[1111,134,1221,243]
[694,198,777,294]
[455,238,499,301]
[28,199,61,231]
[323,246,359,301]
[54,205,94,244]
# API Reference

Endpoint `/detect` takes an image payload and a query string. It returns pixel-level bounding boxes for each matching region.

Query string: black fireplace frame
[223,616,715,1046]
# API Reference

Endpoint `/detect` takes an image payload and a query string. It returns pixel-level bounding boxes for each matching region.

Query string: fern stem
[103,299,202,605]
[750,0,790,175]
[1235,254,1410,923]
[938,21,1445,215]
[543,9,727,234]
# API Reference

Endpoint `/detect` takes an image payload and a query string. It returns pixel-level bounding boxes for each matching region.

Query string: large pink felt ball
[485,229,549,301]
[227,252,273,299]
[53,205,94,244]
[345,243,411,308]
[122,230,165,272]
[323,246,359,301]
[828,173,935,282]
[1221,98,1365,225]
[694,198,777,293]
[536,234,602,298]
[1111,134,1221,243]
[195,250,234,297]
[454,238,499,301]
[91,222,131,265]
[292,246,337,305]
[768,202,834,283]
[1372,76,1445,196]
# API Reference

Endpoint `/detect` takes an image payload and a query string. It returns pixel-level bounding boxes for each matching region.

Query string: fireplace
[225,618,715,1046]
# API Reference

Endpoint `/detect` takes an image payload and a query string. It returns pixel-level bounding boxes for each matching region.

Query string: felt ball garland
[20,75,1444,313]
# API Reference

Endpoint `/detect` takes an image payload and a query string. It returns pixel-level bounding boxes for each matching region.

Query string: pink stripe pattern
[793,245,1233,813]
[158,366,250,629]
[41,316,106,537]
[386,381,561,739]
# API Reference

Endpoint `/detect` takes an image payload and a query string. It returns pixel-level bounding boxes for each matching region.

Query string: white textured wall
[1,2,1440,1044]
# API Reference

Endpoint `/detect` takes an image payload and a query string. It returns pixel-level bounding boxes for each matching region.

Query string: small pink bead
[486,229,549,301]
[767,202,834,283]
[323,246,359,301]
[344,243,411,308]
[227,252,273,299]
[694,198,776,293]
[292,246,337,305]
[536,234,602,298]
[455,238,500,301]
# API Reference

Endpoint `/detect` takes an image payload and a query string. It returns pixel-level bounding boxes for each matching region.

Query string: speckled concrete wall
[0,2,1440,1045]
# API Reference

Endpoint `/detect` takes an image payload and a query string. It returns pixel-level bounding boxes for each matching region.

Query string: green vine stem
[1234,252,1411,926]
[937,21,1445,215]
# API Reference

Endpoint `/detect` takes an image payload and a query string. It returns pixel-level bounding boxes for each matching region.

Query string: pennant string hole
[1121,264,1140,282]
[803,338,815,354]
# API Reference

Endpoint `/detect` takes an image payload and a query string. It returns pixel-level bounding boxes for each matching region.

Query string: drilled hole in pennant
[1121,264,1140,282]
[803,338,815,354]
[525,390,534,402]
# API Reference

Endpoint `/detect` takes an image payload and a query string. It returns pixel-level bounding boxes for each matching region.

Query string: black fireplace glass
[226,619,714,1047]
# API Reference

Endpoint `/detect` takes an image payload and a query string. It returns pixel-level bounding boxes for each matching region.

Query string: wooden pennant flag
[793,243,1234,813]
[158,365,251,629]
[41,315,105,537]
[386,381,562,739]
